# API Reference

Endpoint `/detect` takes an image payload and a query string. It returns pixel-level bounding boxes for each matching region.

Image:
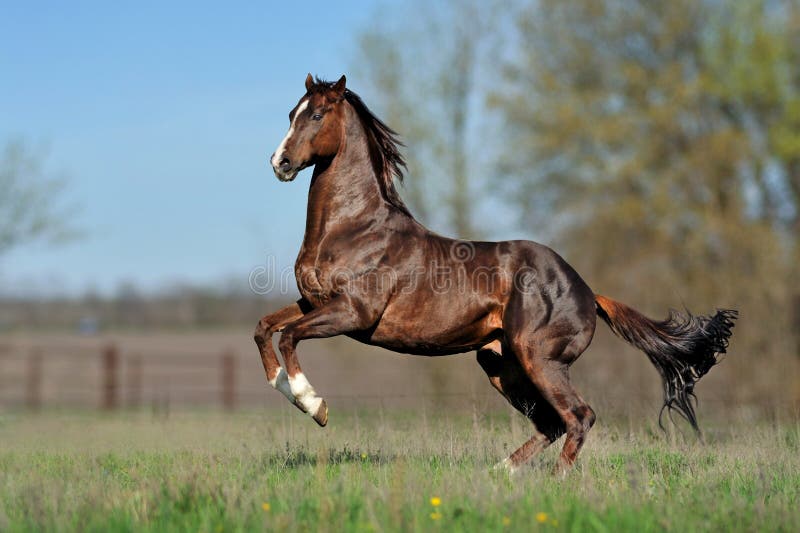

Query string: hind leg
[477,343,565,473]
[509,333,596,474]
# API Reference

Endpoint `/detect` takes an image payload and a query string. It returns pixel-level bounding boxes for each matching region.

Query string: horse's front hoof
[291,398,306,414]
[312,399,328,427]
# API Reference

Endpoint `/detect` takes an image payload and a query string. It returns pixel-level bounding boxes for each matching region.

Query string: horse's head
[270,74,347,182]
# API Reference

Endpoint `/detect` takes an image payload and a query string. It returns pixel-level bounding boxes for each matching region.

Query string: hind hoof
[312,399,328,427]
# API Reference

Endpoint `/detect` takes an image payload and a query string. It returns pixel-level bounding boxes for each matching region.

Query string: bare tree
[353,0,498,238]
[0,139,77,255]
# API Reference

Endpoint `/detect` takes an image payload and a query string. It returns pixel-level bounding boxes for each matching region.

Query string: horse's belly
[361,296,503,355]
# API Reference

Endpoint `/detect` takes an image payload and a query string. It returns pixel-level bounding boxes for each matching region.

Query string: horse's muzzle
[270,154,299,182]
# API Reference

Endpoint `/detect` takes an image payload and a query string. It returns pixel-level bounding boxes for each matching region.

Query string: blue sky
[1,1,402,296]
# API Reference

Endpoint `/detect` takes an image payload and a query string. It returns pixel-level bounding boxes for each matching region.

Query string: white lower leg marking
[288,372,323,415]
[271,99,309,167]
[268,367,296,403]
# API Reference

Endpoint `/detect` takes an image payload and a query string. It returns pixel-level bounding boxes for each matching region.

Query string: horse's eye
[312,114,323,121]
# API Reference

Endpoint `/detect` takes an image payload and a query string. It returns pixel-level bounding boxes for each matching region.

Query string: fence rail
[0,339,791,418]
[0,342,502,411]
[0,343,242,411]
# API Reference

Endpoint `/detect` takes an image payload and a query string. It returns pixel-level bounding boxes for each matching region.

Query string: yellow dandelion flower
[536,512,548,523]
[430,512,442,520]
[502,516,511,526]
[430,496,441,507]
[261,502,271,512]
[361,453,367,459]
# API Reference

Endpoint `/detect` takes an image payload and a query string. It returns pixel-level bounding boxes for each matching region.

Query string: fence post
[126,354,142,409]
[102,344,119,410]
[221,350,236,411]
[26,348,43,410]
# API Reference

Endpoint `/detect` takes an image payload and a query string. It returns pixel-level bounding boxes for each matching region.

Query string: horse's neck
[303,107,388,241]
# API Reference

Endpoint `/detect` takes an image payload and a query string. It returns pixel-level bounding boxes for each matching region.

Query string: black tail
[595,295,737,434]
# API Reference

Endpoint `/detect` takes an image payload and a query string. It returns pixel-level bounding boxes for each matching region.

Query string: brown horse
[254,74,737,474]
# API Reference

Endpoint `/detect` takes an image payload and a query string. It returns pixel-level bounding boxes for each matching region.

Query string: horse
[254,74,737,474]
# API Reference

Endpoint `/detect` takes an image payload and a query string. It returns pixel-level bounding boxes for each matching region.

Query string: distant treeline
[0,285,291,331]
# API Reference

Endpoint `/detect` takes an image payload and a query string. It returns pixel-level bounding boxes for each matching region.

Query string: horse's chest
[294,242,354,306]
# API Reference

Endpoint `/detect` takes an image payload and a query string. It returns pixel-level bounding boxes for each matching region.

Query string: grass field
[0,408,798,532]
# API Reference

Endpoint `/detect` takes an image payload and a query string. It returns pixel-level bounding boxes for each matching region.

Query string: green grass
[0,409,798,532]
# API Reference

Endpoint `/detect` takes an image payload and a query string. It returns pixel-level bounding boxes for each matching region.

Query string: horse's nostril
[279,157,291,171]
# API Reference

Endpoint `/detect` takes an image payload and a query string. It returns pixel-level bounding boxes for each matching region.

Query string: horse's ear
[305,73,314,92]
[332,75,346,96]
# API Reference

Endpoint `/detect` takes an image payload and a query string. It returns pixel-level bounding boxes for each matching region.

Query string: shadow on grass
[261,444,395,469]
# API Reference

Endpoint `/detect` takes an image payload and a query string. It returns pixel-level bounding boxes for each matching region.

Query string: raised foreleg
[253,300,309,408]
[277,294,384,426]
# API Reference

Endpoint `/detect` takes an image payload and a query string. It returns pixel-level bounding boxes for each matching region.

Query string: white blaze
[288,372,323,415]
[271,99,309,168]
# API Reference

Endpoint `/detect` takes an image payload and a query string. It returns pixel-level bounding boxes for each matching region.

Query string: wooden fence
[0,340,501,412]
[0,343,245,411]
[0,336,769,417]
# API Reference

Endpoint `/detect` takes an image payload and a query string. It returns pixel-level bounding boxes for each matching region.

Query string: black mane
[308,78,410,215]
